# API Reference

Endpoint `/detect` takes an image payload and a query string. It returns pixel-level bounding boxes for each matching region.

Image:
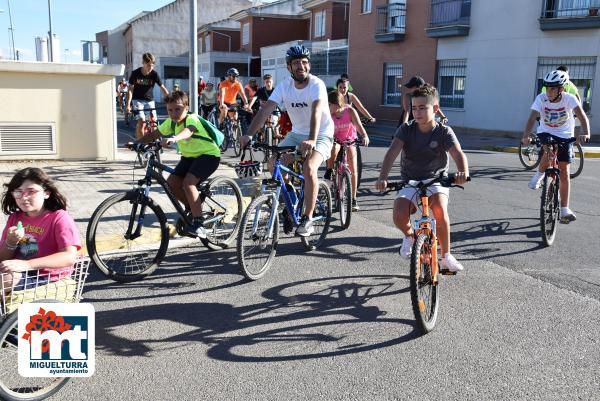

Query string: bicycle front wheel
[237,195,279,281]
[233,124,243,157]
[200,177,243,250]
[0,311,71,401]
[540,174,560,246]
[410,233,440,334]
[570,142,584,179]
[86,192,169,282]
[518,140,542,170]
[301,181,332,251]
[356,144,363,188]
[338,171,352,229]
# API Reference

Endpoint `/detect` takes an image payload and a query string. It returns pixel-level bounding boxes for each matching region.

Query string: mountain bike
[131,107,161,168]
[253,113,278,163]
[0,257,90,401]
[386,173,468,334]
[220,106,243,157]
[519,133,584,179]
[237,142,332,281]
[330,138,357,229]
[206,105,219,128]
[86,141,243,282]
[538,135,577,246]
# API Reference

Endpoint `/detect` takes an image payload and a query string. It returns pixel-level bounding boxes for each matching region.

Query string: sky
[0,0,173,62]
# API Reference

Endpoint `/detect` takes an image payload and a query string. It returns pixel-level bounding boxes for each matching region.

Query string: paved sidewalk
[0,148,257,251]
[365,121,600,157]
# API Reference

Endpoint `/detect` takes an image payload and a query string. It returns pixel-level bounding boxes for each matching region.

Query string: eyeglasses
[11,189,43,199]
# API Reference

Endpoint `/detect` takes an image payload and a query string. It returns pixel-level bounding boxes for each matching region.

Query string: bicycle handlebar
[334,138,360,146]
[250,141,302,156]
[126,140,162,153]
[384,173,471,193]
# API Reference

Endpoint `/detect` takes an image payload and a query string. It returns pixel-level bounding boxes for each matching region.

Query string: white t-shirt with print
[269,75,334,138]
[531,92,580,139]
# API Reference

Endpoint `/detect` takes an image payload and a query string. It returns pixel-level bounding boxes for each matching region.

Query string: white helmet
[544,70,568,87]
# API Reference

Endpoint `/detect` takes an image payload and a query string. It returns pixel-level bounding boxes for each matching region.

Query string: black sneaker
[323,169,333,180]
[296,215,314,237]
[185,217,207,239]
[282,209,294,234]
[352,199,359,212]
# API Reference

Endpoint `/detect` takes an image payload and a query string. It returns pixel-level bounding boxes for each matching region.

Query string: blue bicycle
[237,142,332,280]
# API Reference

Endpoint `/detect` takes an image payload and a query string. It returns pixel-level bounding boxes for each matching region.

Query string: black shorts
[537,133,573,163]
[172,155,220,182]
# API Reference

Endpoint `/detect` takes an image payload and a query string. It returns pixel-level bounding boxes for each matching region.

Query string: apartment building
[432,0,599,135]
[347,0,437,122]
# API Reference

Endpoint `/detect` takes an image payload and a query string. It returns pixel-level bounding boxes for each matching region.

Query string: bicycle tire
[356,144,363,189]
[263,127,274,163]
[86,191,169,282]
[570,142,584,179]
[518,140,543,170]
[338,171,352,229]
[233,124,243,157]
[409,233,440,334]
[199,177,243,250]
[237,195,279,281]
[301,181,332,251]
[220,121,230,152]
[0,310,71,401]
[540,174,560,246]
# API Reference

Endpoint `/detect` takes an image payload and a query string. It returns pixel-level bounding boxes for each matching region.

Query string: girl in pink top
[1,168,81,293]
[325,90,370,211]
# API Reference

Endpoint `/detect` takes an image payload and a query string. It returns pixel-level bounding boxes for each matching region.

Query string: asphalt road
[49,143,600,401]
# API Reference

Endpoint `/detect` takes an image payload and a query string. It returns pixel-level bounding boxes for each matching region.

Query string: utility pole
[7,0,16,60]
[47,0,54,62]
[190,0,198,113]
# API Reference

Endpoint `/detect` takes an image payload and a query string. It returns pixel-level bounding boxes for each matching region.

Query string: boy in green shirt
[138,90,221,237]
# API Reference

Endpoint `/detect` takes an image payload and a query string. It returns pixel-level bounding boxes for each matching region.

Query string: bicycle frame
[413,188,440,285]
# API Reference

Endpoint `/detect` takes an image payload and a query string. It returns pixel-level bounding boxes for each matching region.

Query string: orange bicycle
[386,173,469,333]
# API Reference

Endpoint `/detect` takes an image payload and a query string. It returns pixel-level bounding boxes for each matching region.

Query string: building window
[314,10,326,38]
[383,63,403,106]
[537,56,596,112]
[242,23,250,45]
[438,59,467,109]
[361,0,372,13]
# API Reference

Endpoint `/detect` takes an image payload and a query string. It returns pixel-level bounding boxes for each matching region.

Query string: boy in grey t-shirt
[375,84,470,273]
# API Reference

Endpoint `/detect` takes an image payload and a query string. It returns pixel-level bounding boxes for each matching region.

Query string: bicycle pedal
[440,269,457,276]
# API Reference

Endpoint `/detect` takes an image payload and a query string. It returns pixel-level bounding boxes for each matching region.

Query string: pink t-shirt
[1,209,81,280]
[332,107,357,142]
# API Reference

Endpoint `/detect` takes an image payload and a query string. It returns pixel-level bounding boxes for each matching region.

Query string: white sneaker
[440,253,464,273]
[528,171,545,190]
[560,207,576,224]
[399,236,414,259]
[295,215,314,237]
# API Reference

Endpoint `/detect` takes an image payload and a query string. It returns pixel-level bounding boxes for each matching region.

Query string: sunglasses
[11,188,44,199]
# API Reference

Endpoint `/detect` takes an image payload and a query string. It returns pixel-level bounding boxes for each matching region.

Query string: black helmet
[227,68,240,77]
[286,45,310,64]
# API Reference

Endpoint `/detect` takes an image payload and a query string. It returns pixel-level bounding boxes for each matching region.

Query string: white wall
[437,0,600,135]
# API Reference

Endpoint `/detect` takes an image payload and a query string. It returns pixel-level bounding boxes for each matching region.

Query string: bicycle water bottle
[286,183,298,209]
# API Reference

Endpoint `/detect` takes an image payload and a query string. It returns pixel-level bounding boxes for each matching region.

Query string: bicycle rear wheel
[237,195,279,281]
[540,174,560,246]
[301,181,332,251]
[86,192,169,282]
[570,142,584,179]
[338,171,352,229]
[410,233,440,334]
[200,177,243,250]
[518,140,543,170]
[0,311,71,401]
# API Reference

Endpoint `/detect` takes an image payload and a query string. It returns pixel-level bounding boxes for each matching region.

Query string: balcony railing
[426,0,471,37]
[540,0,600,30]
[375,3,406,43]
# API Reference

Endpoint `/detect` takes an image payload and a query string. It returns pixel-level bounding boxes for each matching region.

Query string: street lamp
[47,0,54,62]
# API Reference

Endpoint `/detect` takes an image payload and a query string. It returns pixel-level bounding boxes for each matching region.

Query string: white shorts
[395,183,449,208]
[132,100,157,120]
[278,131,333,161]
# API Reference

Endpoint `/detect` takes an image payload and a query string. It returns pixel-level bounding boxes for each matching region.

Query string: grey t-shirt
[394,120,458,180]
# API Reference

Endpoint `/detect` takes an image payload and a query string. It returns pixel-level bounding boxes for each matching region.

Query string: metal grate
[429,0,471,27]
[0,124,55,154]
[376,3,406,35]
[536,56,596,112]
[311,48,348,76]
[438,59,467,109]
[383,63,403,106]
[542,0,600,18]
